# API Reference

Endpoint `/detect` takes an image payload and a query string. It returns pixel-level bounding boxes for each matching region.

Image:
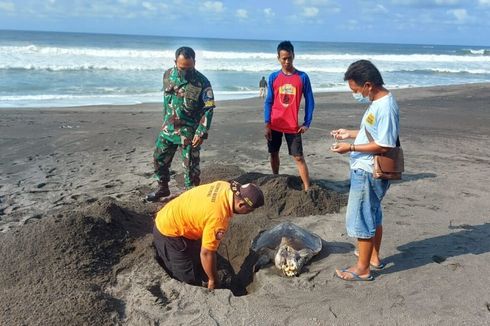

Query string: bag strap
[365,127,400,147]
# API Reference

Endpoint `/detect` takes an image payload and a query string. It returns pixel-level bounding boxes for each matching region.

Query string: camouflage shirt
[160,67,215,145]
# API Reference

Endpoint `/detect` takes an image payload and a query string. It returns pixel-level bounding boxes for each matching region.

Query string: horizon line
[1,28,488,49]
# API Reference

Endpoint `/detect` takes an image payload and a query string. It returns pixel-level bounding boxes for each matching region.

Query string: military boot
[146,182,170,202]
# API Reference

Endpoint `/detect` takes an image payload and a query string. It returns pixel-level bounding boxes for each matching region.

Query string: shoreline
[2,81,490,111]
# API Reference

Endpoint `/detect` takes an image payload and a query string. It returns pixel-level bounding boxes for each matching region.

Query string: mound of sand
[181,164,346,217]
[0,196,156,325]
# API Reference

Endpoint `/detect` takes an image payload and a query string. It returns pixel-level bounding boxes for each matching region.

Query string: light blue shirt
[350,92,400,173]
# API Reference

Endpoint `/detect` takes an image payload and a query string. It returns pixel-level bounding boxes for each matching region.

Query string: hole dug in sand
[211,171,347,296]
[153,166,347,297]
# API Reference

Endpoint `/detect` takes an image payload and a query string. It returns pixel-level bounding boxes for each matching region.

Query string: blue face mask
[352,92,371,104]
[352,85,371,104]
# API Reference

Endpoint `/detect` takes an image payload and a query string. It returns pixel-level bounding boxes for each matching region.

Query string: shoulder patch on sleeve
[203,87,214,100]
[215,228,226,240]
[366,112,375,126]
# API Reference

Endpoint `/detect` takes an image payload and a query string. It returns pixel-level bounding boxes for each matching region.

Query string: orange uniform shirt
[155,181,234,251]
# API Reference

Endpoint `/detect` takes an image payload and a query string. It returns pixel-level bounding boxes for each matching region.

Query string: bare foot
[354,249,384,269]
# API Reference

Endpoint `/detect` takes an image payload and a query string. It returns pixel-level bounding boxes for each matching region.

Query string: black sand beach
[1,84,490,325]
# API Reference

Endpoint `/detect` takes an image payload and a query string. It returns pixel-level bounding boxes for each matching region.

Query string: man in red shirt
[264,41,315,191]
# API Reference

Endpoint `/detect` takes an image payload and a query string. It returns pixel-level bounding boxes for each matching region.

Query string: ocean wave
[389,68,490,75]
[200,51,490,62]
[0,92,163,108]
[3,44,490,76]
[0,92,162,101]
[218,85,259,92]
[0,45,173,58]
[200,50,275,60]
[0,64,162,71]
[3,45,490,63]
[1,64,489,75]
[461,48,490,56]
[0,91,256,108]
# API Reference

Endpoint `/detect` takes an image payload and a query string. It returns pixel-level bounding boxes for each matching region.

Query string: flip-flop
[370,262,386,270]
[353,250,386,270]
[335,268,374,281]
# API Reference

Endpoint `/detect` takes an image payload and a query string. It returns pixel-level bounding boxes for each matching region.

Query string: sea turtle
[250,222,323,277]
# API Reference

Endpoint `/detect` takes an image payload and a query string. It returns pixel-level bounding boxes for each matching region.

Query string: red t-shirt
[264,70,314,134]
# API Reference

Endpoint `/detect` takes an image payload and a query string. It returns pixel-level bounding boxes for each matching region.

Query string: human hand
[330,129,350,140]
[207,279,218,290]
[264,125,272,141]
[330,142,351,154]
[297,125,308,134]
[192,135,203,148]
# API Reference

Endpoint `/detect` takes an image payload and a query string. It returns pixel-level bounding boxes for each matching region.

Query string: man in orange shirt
[153,180,264,289]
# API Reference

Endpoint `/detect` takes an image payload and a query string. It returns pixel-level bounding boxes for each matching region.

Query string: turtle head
[274,245,288,269]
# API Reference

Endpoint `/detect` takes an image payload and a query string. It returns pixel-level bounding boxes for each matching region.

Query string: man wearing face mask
[147,46,215,202]
[330,60,400,281]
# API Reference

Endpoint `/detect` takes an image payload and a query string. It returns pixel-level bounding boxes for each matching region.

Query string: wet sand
[1,83,490,325]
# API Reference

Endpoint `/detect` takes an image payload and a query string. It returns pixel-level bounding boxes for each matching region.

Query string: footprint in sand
[146,284,171,307]
[444,261,462,271]
[390,295,405,308]
[23,214,42,225]
[395,221,410,226]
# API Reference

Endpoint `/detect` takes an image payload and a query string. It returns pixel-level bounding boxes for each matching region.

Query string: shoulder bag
[365,129,404,180]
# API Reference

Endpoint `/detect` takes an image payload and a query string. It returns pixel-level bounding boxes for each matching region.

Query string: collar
[280,68,296,76]
[227,187,235,217]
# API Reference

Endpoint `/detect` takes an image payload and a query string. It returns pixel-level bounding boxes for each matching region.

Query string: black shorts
[153,226,205,285]
[267,129,304,156]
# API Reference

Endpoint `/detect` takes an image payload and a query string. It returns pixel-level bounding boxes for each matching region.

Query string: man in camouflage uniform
[147,46,215,202]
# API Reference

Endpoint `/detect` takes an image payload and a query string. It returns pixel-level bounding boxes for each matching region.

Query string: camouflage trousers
[153,133,201,189]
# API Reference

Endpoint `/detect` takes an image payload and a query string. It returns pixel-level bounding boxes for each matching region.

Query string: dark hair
[344,60,384,86]
[277,41,294,55]
[175,46,195,60]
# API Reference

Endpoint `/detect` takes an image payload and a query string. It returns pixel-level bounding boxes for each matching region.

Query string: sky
[0,0,489,46]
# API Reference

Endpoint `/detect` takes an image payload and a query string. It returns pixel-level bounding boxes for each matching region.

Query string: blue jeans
[345,169,390,239]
